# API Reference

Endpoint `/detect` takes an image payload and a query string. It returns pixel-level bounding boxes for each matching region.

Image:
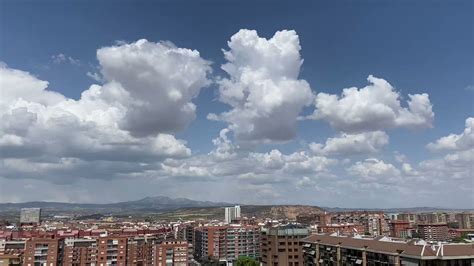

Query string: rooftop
[302,234,474,259]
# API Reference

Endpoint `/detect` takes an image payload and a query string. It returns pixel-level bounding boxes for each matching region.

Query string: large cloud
[427,117,474,151]
[97,39,212,137]
[209,29,314,143]
[0,39,212,182]
[310,75,434,132]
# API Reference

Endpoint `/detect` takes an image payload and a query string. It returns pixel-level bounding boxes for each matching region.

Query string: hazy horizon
[1,194,473,211]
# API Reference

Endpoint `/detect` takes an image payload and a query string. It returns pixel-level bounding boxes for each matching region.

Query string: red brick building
[154,239,190,266]
[418,223,449,242]
[127,236,156,265]
[194,224,260,263]
[261,224,309,266]
[63,238,98,266]
[97,237,127,266]
[23,238,59,266]
[389,220,411,238]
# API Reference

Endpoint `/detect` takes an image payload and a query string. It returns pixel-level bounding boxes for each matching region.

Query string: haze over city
[0,0,473,209]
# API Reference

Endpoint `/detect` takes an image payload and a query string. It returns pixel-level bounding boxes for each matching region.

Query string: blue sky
[0,0,472,207]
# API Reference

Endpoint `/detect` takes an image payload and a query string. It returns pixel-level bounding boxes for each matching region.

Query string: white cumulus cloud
[347,158,401,184]
[97,39,212,137]
[0,39,213,182]
[209,29,314,143]
[309,131,389,155]
[427,117,474,151]
[310,75,434,132]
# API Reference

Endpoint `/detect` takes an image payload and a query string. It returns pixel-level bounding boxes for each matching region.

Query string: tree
[235,256,259,266]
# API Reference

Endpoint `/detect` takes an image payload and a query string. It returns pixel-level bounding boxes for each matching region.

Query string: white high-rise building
[224,205,241,223]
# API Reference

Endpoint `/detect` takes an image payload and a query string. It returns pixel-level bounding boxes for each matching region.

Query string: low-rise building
[302,234,474,266]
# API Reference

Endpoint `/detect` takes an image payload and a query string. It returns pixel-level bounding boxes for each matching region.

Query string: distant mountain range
[0,196,232,214]
[0,196,470,217]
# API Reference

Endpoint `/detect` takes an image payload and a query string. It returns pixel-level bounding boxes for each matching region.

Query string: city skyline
[0,0,473,208]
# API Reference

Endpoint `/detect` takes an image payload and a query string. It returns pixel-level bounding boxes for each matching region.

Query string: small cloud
[394,151,408,163]
[206,113,220,121]
[86,71,104,82]
[464,85,474,91]
[51,53,81,66]
[114,40,128,46]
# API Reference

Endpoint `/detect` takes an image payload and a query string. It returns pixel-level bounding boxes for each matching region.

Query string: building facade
[418,223,449,242]
[194,224,260,264]
[261,224,309,266]
[23,238,59,266]
[127,236,157,266]
[154,239,191,266]
[224,206,241,224]
[456,212,474,229]
[389,220,411,238]
[97,236,128,266]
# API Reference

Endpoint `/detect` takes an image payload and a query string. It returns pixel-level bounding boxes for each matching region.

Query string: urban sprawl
[0,206,473,265]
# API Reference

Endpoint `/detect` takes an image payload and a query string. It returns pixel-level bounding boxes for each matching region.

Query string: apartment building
[389,220,411,238]
[63,238,97,265]
[194,224,260,264]
[417,212,448,224]
[261,224,309,266]
[127,236,156,265]
[418,223,449,242]
[176,223,196,246]
[155,239,191,266]
[325,212,389,236]
[398,213,417,227]
[224,206,241,224]
[23,238,60,266]
[226,225,260,262]
[97,237,127,266]
[456,212,474,229]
